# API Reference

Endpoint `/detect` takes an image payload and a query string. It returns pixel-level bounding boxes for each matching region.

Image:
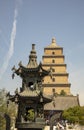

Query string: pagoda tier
[12,62,50,80]
[42,38,71,95]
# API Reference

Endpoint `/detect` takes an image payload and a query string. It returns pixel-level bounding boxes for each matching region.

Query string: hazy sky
[0,0,84,105]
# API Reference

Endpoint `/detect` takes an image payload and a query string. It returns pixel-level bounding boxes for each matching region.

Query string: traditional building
[42,38,71,95]
[44,95,80,123]
[42,38,80,123]
[10,44,52,130]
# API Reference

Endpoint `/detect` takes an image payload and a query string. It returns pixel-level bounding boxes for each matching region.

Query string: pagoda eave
[16,63,50,76]
[42,83,71,87]
[52,73,69,76]
[42,55,64,58]
[44,47,63,50]
[42,63,67,67]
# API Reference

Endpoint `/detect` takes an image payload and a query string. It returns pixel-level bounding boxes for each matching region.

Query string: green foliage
[79,116,84,125]
[62,106,84,125]
[0,89,16,129]
[60,90,66,96]
[0,104,6,130]
[0,89,7,130]
[26,109,34,121]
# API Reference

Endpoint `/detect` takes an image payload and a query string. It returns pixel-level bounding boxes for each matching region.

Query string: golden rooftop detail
[48,37,58,47]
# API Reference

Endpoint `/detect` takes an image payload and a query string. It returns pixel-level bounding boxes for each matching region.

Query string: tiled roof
[18,90,52,102]
[44,95,79,111]
[18,90,40,97]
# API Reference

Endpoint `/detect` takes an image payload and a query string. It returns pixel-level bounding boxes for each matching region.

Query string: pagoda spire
[50,37,57,46]
[27,44,38,68]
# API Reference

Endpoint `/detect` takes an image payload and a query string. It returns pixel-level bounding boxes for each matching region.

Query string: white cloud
[0,1,19,80]
[0,0,23,80]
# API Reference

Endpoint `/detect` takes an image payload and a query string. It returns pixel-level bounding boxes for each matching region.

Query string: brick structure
[42,38,71,95]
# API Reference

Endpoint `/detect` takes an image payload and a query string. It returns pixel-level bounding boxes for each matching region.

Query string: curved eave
[18,63,50,74]
[18,95,52,104]
[43,94,52,103]
[14,68,21,75]
[18,90,40,98]
[18,95,39,99]
[20,65,39,72]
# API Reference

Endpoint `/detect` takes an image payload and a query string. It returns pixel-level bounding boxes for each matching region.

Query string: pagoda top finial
[27,44,38,68]
[51,37,57,46]
[32,44,35,50]
[52,37,56,43]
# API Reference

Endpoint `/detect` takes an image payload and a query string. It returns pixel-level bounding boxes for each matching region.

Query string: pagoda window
[28,82,33,87]
[52,68,55,72]
[52,88,55,93]
[52,78,55,82]
[52,59,55,63]
[28,82,35,90]
[52,52,55,55]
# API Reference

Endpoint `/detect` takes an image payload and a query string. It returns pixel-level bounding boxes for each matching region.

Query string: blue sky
[0,0,84,105]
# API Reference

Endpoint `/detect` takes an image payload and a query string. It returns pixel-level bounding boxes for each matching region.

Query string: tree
[0,89,8,130]
[27,109,34,121]
[0,89,16,129]
[60,90,66,96]
[62,106,84,125]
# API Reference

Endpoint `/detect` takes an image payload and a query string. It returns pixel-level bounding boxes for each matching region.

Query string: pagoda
[10,44,52,130]
[42,38,79,123]
[42,38,71,95]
